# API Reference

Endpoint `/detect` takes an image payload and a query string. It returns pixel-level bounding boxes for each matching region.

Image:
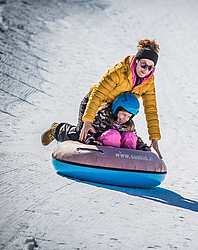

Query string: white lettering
[115,153,154,161]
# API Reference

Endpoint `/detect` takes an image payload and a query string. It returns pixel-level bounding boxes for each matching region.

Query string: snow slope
[0,0,198,249]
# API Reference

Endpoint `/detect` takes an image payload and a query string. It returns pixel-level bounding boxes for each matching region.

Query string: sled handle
[76,147,105,154]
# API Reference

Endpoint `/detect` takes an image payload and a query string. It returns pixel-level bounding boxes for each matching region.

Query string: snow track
[0,0,198,249]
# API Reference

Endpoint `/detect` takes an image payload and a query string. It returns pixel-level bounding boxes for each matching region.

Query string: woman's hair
[137,39,160,54]
[97,103,135,132]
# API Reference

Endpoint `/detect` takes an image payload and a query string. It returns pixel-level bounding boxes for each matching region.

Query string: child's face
[117,110,132,124]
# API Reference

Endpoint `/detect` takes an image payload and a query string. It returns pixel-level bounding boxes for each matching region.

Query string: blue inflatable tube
[52,141,167,188]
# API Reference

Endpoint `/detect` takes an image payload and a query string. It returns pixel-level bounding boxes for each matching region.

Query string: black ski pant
[54,94,89,142]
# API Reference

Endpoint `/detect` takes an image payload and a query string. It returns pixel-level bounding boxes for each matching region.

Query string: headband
[135,48,158,66]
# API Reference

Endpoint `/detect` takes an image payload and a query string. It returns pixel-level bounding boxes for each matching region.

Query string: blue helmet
[111,92,140,115]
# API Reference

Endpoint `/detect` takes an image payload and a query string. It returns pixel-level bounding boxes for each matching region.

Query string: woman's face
[117,110,132,124]
[135,58,155,78]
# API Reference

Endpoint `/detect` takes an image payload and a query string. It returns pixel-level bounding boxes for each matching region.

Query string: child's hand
[93,140,103,146]
[139,145,151,151]
[144,146,151,152]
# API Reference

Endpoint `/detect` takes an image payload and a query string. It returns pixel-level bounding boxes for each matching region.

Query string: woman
[78,39,162,158]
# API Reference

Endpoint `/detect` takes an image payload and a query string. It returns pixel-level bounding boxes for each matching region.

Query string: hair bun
[137,39,160,54]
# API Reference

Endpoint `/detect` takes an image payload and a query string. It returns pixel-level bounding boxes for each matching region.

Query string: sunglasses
[140,61,155,71]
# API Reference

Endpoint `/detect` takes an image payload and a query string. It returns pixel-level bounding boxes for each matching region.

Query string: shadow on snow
[58,173,198,213]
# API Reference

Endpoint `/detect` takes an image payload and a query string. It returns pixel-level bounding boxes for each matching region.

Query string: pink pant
[97,129,137,149]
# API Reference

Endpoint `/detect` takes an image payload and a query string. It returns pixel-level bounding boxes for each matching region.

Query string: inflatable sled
[52,140,167,188]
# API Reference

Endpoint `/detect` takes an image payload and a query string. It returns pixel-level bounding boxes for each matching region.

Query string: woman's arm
[142,82,161,140]
[82,65,122,124]
[79,120,95,141]
[79,65,122,141]
[142,83,162,158]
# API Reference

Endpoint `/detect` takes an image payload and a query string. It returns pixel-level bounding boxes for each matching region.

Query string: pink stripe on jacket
[130,56,155,88]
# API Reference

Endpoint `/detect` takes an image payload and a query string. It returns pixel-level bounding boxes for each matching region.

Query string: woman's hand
[150,139,163,159]
[79,120,96,141]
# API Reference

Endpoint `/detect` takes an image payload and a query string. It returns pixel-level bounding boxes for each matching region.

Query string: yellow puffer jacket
[82,55,161,140]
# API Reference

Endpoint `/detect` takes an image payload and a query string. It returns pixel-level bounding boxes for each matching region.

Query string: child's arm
[136,136,151,151]
[131,126,150,151]
[84,131,103,145]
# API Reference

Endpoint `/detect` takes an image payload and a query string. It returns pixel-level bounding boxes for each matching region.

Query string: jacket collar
[130,56,155,88]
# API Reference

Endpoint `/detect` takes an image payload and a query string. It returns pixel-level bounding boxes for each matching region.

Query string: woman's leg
[76,94,89,134]
[41,94,89,145]
[54,93,89,142]
[54,123,79,142]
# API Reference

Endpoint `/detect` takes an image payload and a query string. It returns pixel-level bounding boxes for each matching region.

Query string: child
[82,92,150,151]
[41,92,150,151]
